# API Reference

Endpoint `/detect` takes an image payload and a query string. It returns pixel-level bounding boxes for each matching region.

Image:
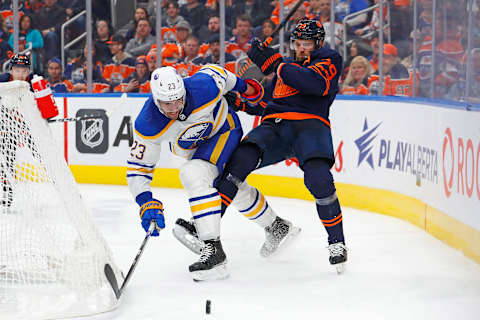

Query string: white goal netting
[0,81,121,319]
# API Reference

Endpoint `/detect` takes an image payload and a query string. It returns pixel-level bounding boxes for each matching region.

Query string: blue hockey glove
[247,39,283,75]
[139,199,165,236]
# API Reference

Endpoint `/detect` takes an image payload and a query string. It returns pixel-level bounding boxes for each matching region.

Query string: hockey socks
[216,142,261,214]
[303,159,345,245]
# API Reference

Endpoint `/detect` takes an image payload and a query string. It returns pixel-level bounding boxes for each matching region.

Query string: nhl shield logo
[81,118,104,148]
[76,109,109,154]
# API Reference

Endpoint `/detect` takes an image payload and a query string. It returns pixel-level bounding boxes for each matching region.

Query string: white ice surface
[77,184,480,320]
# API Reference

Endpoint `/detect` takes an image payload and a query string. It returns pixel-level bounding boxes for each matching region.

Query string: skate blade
[334,263,345,274]
[191,263,229,282]
[260,226,301,258]
[172,225,204,255]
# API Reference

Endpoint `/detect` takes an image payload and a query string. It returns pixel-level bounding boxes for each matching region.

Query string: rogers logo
[442,127,480,199]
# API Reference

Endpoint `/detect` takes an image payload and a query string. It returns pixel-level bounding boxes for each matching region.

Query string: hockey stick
[47,92,128,123]
[237,0,304,78]
[104,221,158,299]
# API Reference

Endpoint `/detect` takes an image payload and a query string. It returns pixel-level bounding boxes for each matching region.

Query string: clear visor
[290,39,316,50]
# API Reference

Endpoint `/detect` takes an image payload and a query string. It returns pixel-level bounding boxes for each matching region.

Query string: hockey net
[0,81,121,319]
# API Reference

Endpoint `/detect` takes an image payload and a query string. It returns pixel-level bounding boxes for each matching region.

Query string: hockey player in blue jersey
[216,19,348,273]
[127,65,300,281]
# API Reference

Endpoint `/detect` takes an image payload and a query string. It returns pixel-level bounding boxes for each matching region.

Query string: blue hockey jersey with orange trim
[261,47,343,126]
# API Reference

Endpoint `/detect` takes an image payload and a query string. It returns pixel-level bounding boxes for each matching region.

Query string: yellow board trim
[69,165,480,264]
[191,199,222,213]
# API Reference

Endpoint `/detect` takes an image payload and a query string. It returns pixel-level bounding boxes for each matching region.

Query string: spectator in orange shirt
[103,35,136,91]
[118,55,151,93]
[227,15,254,59]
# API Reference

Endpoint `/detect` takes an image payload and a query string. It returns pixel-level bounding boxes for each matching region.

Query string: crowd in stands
[0,0,477,102]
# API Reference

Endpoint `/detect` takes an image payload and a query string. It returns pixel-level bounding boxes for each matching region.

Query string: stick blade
[104,263,121,299]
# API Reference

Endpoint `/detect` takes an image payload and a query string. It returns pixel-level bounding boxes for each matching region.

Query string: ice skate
[328,242,347,274]
[260,216,301,258]
[189,239,229,281]
[172,218,204,254]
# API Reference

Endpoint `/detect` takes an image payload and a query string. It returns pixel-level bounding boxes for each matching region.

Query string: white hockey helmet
[150,66,186,113]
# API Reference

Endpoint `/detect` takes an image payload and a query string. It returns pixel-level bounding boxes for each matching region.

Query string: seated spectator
[146,51,158,73]
[205,0,235,29]
[103,35,136,91]
[367,34,380,71]
[176,20,192,47]
[94,20,113,64]
[45,57,72,93]
[8,15,43,71]
[448,49,480,102]
[32,0,67,63]
[165,1,187,28]
[125,18,155,58]
[307,0,331,23]
[232,0,272,28]
[368,44,412,96]
[64,43,103,81]
[179,35,204,65]
[258,19,278,46]
[204,34,236,73]
[125,7,150,42]
[271,0,308,25]
[0,14,10,41]
[116,55,151,93]
[70,58,110,93]
[179,0,208,34]
[226,15,254,59]
[340,55,372,95]
[198,14,230,51]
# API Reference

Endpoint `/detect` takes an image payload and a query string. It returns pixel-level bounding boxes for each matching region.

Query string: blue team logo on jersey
[355,118,381,169]
[178,122,214,149]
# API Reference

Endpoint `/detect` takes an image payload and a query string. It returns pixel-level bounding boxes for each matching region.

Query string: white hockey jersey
[127,65,246,203]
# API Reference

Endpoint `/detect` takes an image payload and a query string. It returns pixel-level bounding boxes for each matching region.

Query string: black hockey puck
[206,299,211,314]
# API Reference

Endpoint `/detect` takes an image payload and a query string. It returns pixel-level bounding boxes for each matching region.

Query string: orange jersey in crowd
[102,59,135,84]
[367,72,414,97]
[114,80,150,93]
[270,0,309,25]
[340,84,369,95]
[174,62,203,77]
[199,43,211,57]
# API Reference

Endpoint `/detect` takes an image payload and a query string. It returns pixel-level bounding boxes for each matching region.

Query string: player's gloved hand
[139,199,165,236]
[225,91,246,112]
[247,39,283,75]
[240,78,264,104]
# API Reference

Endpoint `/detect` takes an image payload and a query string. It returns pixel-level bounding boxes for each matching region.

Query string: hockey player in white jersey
[127,65,300,281]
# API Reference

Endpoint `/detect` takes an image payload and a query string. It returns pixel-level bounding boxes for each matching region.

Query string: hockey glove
[224,91,265,116]
[240,78,264,105]
[225,91,246,112]
[139,199,165,236]
[247,39,283,75]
